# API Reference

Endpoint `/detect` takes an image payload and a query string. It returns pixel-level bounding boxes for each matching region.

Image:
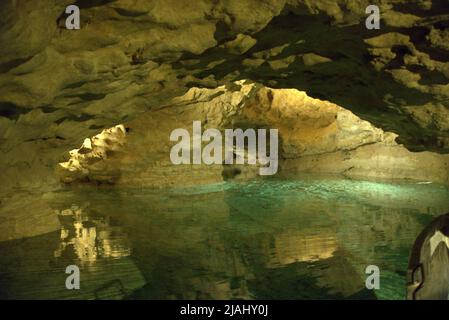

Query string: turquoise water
[0,177,449,299]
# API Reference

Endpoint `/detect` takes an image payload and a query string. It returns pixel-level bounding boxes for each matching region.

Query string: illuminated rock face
[57,82,449,186]
[0,0,448,191]
[58,124,127,183]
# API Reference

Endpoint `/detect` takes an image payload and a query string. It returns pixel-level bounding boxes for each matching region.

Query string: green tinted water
[1,177,449,299]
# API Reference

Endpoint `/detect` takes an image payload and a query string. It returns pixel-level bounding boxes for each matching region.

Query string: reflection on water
[54,206,131,264]
[0,176,448,300]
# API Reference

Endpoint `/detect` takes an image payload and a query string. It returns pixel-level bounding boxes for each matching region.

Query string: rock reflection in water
[54,206,131,264]
[0,203,144,300]
[0,177,449,300]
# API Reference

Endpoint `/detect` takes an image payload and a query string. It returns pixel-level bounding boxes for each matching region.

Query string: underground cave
[0,0,449,303]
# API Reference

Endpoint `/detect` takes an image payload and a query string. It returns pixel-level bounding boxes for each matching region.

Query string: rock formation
[57,81,449,186]
[0,0,448,192]
[2,1,449,299]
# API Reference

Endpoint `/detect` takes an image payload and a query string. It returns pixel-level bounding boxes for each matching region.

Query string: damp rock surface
[57,82,449,186]
[0,0,449,192]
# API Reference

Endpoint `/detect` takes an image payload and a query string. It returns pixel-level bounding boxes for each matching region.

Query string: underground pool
[0,176,448,300]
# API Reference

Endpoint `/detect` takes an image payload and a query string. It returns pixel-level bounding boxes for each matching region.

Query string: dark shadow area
[0,102,30,120]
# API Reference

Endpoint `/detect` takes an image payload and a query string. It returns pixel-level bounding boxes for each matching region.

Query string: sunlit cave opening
[2,81,448,300]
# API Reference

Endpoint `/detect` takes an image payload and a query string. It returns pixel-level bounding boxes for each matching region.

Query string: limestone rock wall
[0,0,448,191]
[57,82,449,186]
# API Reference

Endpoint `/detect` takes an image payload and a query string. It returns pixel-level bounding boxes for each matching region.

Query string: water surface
[1,177,449,300]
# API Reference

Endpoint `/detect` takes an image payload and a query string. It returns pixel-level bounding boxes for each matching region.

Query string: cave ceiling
[0,0,448,165]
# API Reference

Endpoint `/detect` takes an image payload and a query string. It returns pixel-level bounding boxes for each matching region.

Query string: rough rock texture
[1,0,449,192]
[57,82,449,186]
[58,124,127,183]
